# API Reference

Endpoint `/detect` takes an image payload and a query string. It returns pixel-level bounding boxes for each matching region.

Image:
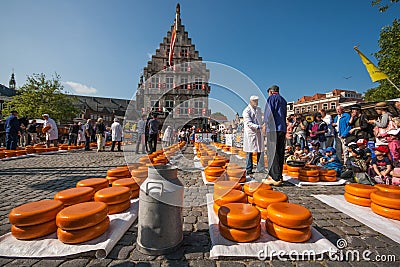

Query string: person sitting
[319,147,343,175]
[309,140,324,165]
[356,139,372,165]
[369,146,392,184]
[386,128,400,168]
[341,148,368,183]
[300,146,312,162]
[293,143,303,160]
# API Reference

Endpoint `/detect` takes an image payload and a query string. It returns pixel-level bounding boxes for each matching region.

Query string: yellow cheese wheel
[219,221,261,242]
[214,189,247,206]
[76,178,109,192]
[253,190,288,209]
[344,192,371,207]
[226,168,246,178]
[345,184,377,198]
[11,219,57,240]
[131,168,148,178]
[54,187,94,206]
[266,202,313,229]
[94,187,131,205]
[243,182,272,196]
[107,168,131,177]
[9,200,64,227]
[204,166,225,177]
[214,181,242,191]
[228,176,246,183]
[298,169,319,177]
[371,202,400,220]
[370,190,400,209]
[287,171,299,178]
[265,219,311,243]
[248,195,254,204]
[319,175,337,182]
[319,169,337,176]
[213,203,221,214]
[218,203,261,229]
[287,166,301,172]
[226,163,242,169]
[298,175,320,182]
[255,205,268,220]
[283,164,288,170]
[56,201,108,230]
[208,159,227,167]
[112,178,140,191]
[106,176,123,184]
[205,174,221,182]
[107,200,131,214]
[57,217,110,244]
[374,184,400,194]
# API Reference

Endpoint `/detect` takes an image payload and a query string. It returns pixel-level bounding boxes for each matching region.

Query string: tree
[364,19,400,101]
[211,112,226,117]
[372,0,399,12]
[2,73,80,122]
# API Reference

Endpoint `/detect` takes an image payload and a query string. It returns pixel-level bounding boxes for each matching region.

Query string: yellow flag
[354,46,388,82]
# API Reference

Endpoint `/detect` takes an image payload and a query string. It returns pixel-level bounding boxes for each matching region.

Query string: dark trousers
[148,133,158,153]
[6,132,18,150]
[267,131,286,181]
[68,133,77,146]
[246,152,261,174]
[145,134,149,152]
[111,141,121,151]
[84,135,91,150]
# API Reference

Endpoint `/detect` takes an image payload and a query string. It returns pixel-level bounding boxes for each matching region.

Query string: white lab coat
[163,126,173,142]
[111,122,123,141]
[43,118,58,141]
[242,104,264,152]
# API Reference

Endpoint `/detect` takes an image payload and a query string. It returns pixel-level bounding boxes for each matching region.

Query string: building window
[166,76,174,89]
[165,100,174,112]
[194,77,202,90]
[180,101,188,115]
[301,107,305,113]
[307,106,311,112]
[151,100,159,112]
[295,108,300,113]
[180,47,189,57]
[180,77,188,89]
[194,101,203,115]
[181,62,190,72]
[322,103,328,110]
[151,76,159,89]
[313,105,318,111]
[331,102,336,109]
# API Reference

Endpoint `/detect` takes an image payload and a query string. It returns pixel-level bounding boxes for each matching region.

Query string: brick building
[134,4,211,130]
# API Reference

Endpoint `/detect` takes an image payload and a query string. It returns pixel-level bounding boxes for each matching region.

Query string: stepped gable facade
[135,4,211,130]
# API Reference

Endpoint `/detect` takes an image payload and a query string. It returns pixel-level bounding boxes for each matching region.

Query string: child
[319,147,343,175]
[370,146,392,184]
[356,139,372,165]
[341,148,368,183]
[301,146,312,162]
[309,140,324,165]
[293,143,303,160]
[387,128,400,167]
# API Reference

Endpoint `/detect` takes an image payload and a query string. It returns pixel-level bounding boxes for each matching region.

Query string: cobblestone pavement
[0,146,399,266]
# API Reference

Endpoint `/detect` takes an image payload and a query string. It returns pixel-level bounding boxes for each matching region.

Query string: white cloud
[64,81,97,94]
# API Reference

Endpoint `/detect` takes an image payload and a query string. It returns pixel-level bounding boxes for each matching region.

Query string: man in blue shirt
[5,111,20,150]
[262,85,287,186]
[332,105,351,164]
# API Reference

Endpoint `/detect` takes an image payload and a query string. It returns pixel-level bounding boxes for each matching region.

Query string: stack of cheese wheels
[286,165,301,178]
[9,200,64,240]
[266,202,313,242]
[344,184,377,207]
[106,167,131,184]
[131,166,148,184]
[94,187,131,214]
[112,178,140,199]
[298,168,320,182]
[54,187,95,206]
[243,182,272,204]
[76,178,109,193]
[319,169,337,182]
[218,203,261,242]
[204,166,225,183]
[370,189,400,220]
[213,185,246,215]
[56,202,109,244]
[226,164,246,183]
[283,164,288,174]
[253,190,288,220]
[374,184,400,194]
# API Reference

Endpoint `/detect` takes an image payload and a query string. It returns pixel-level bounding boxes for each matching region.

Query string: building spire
[9,69,16,90]
[176,3,181,26]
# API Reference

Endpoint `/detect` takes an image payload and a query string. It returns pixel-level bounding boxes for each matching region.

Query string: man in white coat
[111,118,123,152]
[243,95,266,177]
[42,114,58,148]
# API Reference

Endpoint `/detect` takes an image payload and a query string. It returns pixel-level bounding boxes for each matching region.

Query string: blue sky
[1,0,399,119]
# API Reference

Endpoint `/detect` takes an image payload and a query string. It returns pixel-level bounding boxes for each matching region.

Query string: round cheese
[243,182,272,196]
[298,169,319,177]
[287,171,299,178]
[298,175,320,182]
[107,168,131,177]
[204,167,225,177]
[374,184,400,194]
[255,205,268,220]
[213,189,247,206]
[253,190,288,209]
[11,219,57,240]
[112,178,140,191]
[219,221,261,242]
[54,187,94,206]
[208,159,227,167]
[287,166,301,172]
[265,219,311,243]
[76,178,109,192]
[319,175,336,182]
[9,200,64,227]
[107,200,131,214]
[214,181,242,191]
[345,184,377,198]
[371,202,400,220]
[344,192,371,207]
[131,169,148,178]
[266,202,313,229]
[94,187,131,205]
[319,169,337,176]
[218,203,261,229]
[56,202,108,230]
[370,190,400,209]
[57,217,110,244]
[226,168,246,178]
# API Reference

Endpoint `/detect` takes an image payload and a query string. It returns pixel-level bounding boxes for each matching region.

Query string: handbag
[373,116,397,137]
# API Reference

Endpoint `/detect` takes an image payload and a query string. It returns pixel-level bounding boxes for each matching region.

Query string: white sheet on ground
[283,175,347,187]
[313,194,400,244]
[206,194,337,259]
[0,199,139,259]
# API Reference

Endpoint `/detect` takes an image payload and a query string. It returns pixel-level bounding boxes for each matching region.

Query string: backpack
[310,123,320,138]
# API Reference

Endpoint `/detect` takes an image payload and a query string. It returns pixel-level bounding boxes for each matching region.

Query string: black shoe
[110,150,114,152]
[117,150,123,152]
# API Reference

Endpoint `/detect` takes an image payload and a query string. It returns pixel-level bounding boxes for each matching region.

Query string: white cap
[387,128,400,135]
[250,95,259,101]
[42,113,49,117]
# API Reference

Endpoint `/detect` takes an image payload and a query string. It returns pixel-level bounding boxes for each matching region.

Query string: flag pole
[386,78,400,92]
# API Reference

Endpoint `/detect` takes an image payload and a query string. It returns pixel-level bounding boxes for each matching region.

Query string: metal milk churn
[137,165,184,255]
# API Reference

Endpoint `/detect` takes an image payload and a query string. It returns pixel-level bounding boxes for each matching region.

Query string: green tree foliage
[364,19,400,101]
[211,112,226,117]
[2,73,80,122]
[372,0,399,12]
